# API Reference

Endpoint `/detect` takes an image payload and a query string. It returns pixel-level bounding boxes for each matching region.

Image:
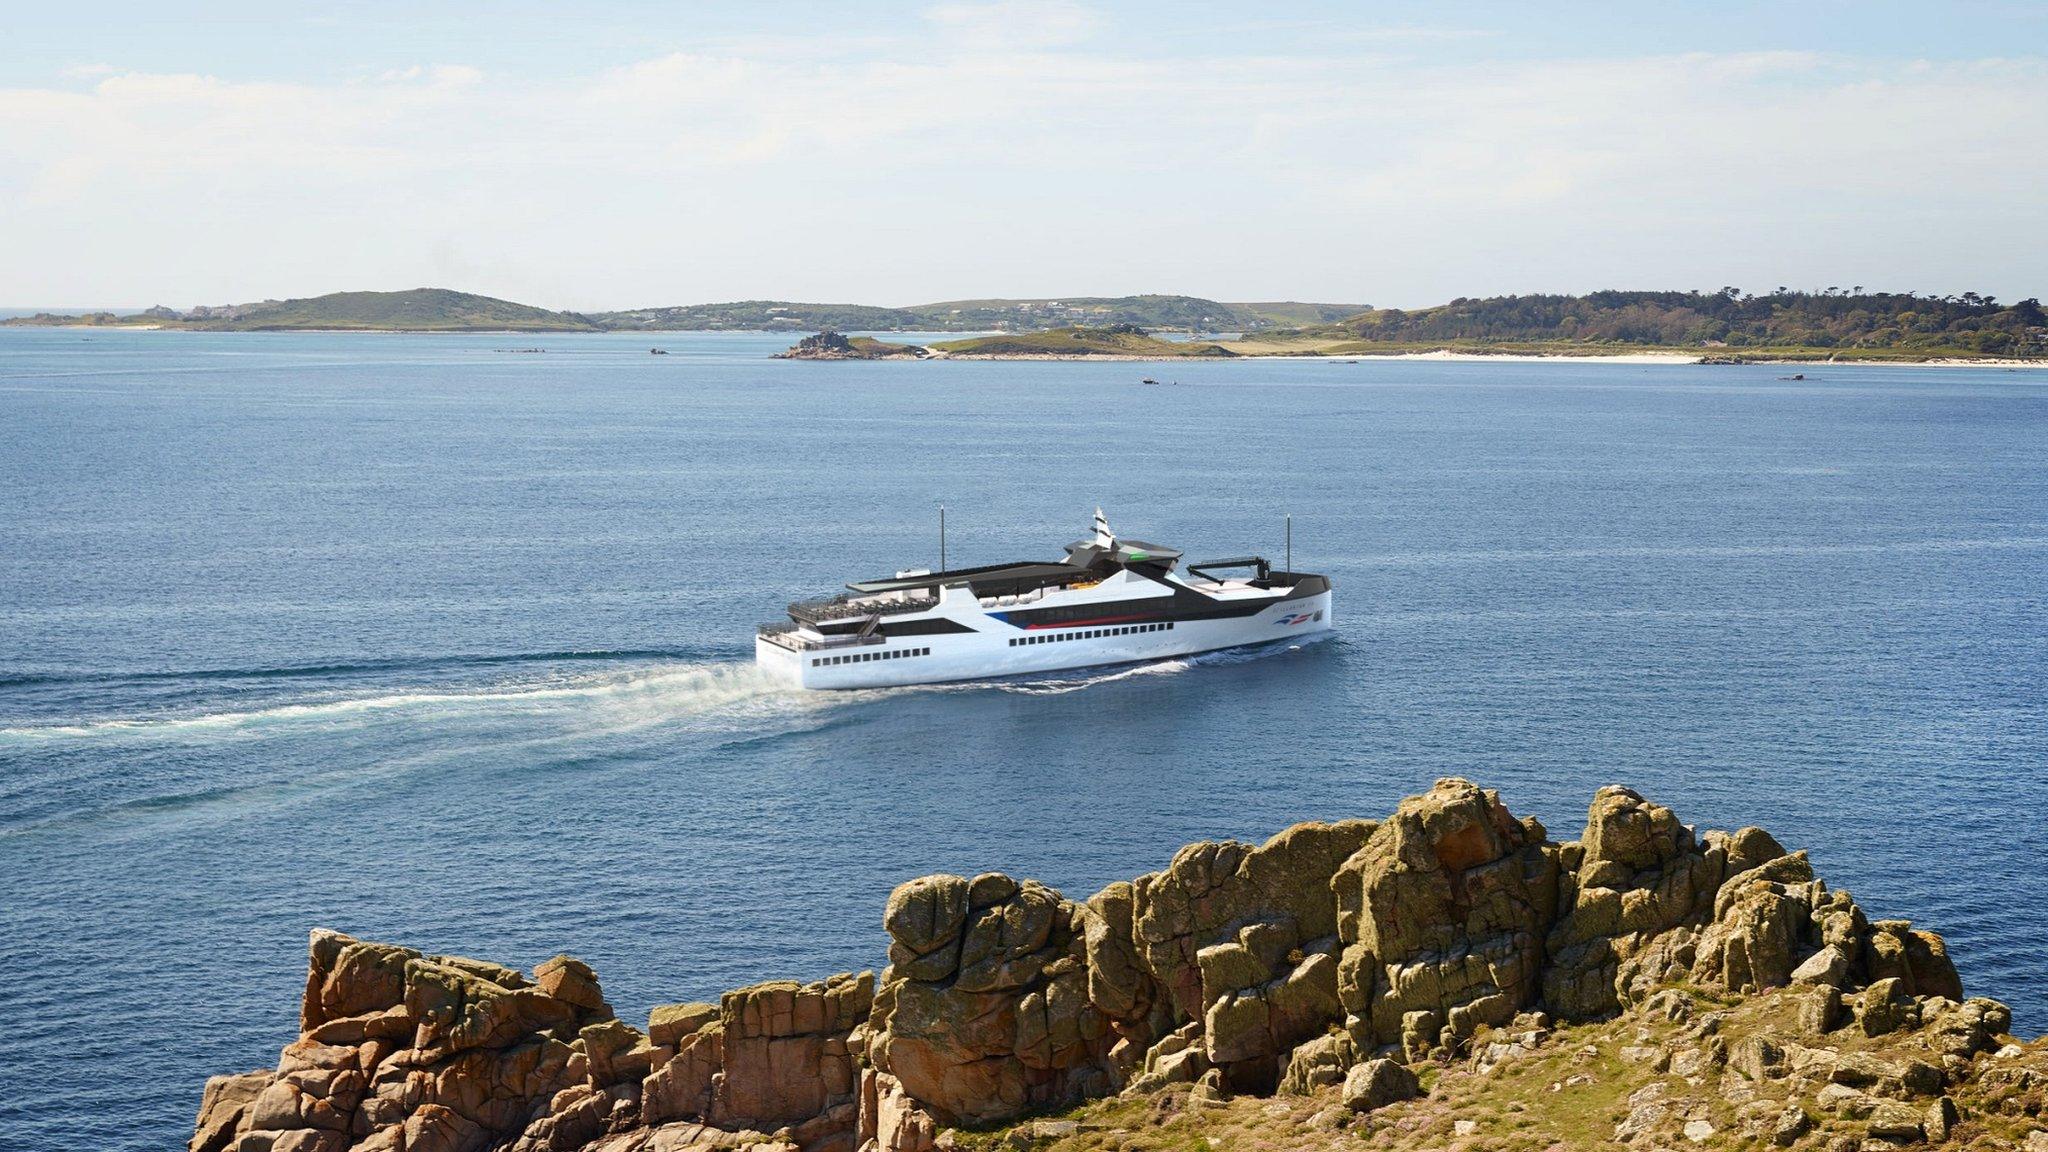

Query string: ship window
[1314,610,1323,621]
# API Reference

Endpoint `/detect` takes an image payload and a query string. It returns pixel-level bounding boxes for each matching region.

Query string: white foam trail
[0,661,826,742]
[989,657,1198,696]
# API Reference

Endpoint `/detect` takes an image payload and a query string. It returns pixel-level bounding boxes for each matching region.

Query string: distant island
[3,288,602,332]
[9,286,2044,362]
[4,289,1356,336]
[593,295,1359,333]
[931,323,1236,359]
[771,331,927,360]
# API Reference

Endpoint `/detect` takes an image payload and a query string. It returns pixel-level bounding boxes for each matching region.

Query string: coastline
[929,347,2048,366]
[10,325,2044,367]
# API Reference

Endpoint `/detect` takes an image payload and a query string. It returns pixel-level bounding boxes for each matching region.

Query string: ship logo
[1277,611,1315,625]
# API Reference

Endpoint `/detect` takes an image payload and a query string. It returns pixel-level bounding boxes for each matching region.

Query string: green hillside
[910,295,1244,332]
[1242,289,2048,359]
[4,289,599,332]
[590,295,1362,332]
[933,325,1235,357]
[1229,300,1372,326]
[595,300,926,331]
[196,289,598,331]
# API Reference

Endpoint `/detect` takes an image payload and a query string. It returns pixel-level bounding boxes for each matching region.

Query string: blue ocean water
[0,329,2043,1151]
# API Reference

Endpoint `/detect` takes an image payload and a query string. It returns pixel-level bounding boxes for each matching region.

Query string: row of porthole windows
[1009,621,1173,647]
[812,647,930,668]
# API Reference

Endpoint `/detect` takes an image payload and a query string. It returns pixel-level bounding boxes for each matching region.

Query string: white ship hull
[758,585,1332,691]
[755,511,1332,691]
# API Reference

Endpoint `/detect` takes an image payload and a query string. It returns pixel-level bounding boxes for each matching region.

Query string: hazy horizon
[4,1,2044,310]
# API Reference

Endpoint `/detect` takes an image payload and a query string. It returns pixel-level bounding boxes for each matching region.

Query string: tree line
[1342,289,2047,355]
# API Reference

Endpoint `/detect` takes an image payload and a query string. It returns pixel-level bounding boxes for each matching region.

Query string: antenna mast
[939,505,947,575]
[1285,513,1292,574]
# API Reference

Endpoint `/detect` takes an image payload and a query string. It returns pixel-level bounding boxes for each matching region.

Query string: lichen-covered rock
[1126,819,1373,1092]
[1333,779,1557,1052]
[1133,821,1375,1023]
[1340,1057,1420,1112]
[711,972,871,1132]
[304,931,421,1032]
[1689,853,1817,993]
[648,1003,719,1047]
[194,782,2018,1152]
[1278,1032,1355,1095]
[1542,787,1731,1019]
[868,876,1111,1125]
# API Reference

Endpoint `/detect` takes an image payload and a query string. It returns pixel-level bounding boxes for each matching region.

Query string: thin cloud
[0,30,2041,307]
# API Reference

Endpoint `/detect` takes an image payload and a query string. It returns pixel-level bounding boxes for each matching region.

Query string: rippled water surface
[1,330,2044,1151]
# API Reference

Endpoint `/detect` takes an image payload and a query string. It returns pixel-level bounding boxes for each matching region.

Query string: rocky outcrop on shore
[773,332,928,360]
[192,780,2046,1152]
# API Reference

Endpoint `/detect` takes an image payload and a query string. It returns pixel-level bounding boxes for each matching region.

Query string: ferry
[755,510,1332,689]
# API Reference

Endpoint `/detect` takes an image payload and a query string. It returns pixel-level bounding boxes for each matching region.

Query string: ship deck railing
[785,593,939,626]
[756,623,889,653]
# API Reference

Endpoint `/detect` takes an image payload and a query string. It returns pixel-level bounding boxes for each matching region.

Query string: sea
[1,328,2042,1151]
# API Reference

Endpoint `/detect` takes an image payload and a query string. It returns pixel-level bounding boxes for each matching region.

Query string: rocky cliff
[191,780,2048,1152]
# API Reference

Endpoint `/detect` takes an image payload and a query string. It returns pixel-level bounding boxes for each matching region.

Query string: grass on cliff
[946,985,2042,1152]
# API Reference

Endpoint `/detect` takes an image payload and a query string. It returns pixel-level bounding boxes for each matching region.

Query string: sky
[2,1,2044,311]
